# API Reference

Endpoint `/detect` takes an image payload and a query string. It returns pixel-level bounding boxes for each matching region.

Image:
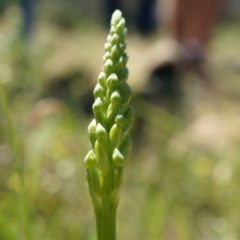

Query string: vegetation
[0,3,240,240]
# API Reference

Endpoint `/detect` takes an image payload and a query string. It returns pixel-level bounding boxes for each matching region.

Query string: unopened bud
[93,97,103,113]
[104,59,114,74]
[119,42,127,52]
[124,106,135,122]
[111,10,122,25]
[96,123,108,140]
[115,114,125,127]
[113,148,126,168]
[93,98,106,125]
[98,72,107,88]
[109,124,121,141]
[104,42,112,51]
[120,135,132,150]
[111,45,120,60]
[111,34,119,45]
[118,67,129,82]
[119,83,132,111]
[116,18,126,34]
[107,73,118,87]
[86,168,102,198]
[88,119,97,147]
[103,51,111,62]
[84,150,98,169]
[119,29,127,42]
[107,34,112,42]
[88,119,96,134]
[110,91,121,105]
[122,107,135,133]
[94,84,105,99]
[95,140,110,174]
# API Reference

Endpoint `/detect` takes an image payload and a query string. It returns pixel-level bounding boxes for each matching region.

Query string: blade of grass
[0,212,16,240]
[0,80,31,240]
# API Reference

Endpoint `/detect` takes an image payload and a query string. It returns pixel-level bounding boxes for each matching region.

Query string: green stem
[110,204,117,240]
[99,173,117,240]
[0,81,31,240]
[94,208,102,240]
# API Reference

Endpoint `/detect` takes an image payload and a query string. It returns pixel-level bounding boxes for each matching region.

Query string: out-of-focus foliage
[0,3,240,240]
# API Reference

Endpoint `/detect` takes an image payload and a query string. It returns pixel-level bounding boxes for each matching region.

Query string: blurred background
[0,0,240,239]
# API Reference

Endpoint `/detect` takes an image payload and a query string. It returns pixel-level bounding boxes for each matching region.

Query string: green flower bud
[119,42,127,52]
[119,148,130,162]
[107,34,112,42]
[84,150,98,169]
[121,53,128,66]
[119,82,131,97]
[94,83,105,99]
[92,98,106,125]
[115,114,125,127]
[103,51,111,62]
[109,124,121,141]
[92,97,103,113]
[110,91,121,105]
[119,83,132,111]
[113,169,123,187]
[104,42,112,51]
[104,59,114,74]
[96,123,108,140]
[109,123,122,151]
[110,26,116,34]
[121,107,135,134]
[113,148,125,168]
[98,72,107,88]
[114,59,125,73]
[111,45,120,60]
[111,181,121,205]
[88,119,97,147]
[111,10,122,25]
[119,135,132,161]
[107,103,114,116]
[121,135,132,149]
[116,18,126,34]
[88,119,96,134]
[107,73,118,87]
[124,106,135,122]
[119,29,127,43]
[107,103,120,127]
[108,92,122,118]
[118,67,129,83]
[119,135,132,159]
[86,168,102,199]
[95,140,110,174]
[111,34,120,45]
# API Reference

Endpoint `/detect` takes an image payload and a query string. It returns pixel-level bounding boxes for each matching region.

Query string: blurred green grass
[0,5,240,240]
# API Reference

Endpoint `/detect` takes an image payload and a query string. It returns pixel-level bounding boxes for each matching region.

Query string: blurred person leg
[105,0,158,34]
[137,0,157,35]
[169,0,226,67]
[139,0,225,107]
[20,0,34,38]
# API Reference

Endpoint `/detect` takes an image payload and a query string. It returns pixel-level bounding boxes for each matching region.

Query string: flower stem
[101,173,112,240]
[110,204,117,240]
[84,9,135,240]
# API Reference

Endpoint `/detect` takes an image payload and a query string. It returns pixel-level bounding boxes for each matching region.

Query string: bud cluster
[84,10,135,207]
